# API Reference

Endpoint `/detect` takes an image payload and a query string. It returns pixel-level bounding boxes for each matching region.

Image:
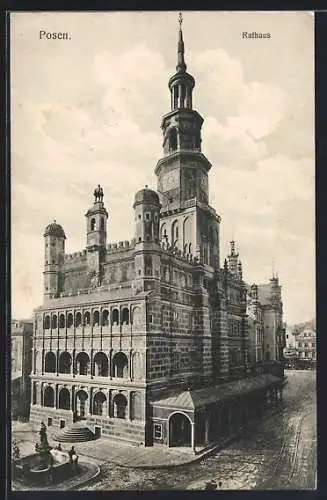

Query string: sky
[11,11,315,325]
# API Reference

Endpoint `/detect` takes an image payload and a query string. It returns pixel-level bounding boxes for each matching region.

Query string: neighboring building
[29,21,284,451]
[293,321,316,368]
[11,319,33,420]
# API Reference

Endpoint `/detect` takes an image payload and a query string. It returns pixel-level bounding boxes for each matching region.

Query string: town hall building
[29,19,285,452]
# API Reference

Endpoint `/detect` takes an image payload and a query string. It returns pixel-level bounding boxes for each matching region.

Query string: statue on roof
[94,184,104,202]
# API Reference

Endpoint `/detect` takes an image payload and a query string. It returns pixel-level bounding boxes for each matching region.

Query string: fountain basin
[14,449,75,486]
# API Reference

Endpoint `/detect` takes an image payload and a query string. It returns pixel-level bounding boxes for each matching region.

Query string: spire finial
[176,12,186,73]
[178,11,183,28]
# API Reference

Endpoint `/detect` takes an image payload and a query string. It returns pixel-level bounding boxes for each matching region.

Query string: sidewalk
[12,406,282,470]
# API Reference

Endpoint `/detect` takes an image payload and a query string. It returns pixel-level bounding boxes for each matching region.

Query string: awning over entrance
[151,373,281,411]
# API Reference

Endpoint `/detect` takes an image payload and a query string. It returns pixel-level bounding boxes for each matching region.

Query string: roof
[134,187,160,206]
[44,221,66,239]
[151,374,281,411]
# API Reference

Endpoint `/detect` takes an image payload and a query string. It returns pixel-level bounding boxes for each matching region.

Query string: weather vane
[178,12,183,28]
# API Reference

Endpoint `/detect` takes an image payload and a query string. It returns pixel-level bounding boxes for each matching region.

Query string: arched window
[51,315,57,329]
[93,352,109,377]
[43,386,55,407]
[91,218,96,231]
[58,388,70,410]
[44,352,56,373]
[100,217,105,231]
[112,309,119,326]
[67,313,73,328]
[92,392,107,416]
[59,314,65,328]
[75,312,82,328]
[132,352,142,380]
[102,310,109,326]
[58,352,72,374]
[121,308,129,325]
[112,352,129,378]
[171,220,179,247]
[113,393,127,419]
[84,311,91,326]
[44,315,50,330]
[93,310,100,326]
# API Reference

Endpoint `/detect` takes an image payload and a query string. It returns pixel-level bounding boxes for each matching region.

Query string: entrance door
[94,426,101,438]
[169,412,192,447]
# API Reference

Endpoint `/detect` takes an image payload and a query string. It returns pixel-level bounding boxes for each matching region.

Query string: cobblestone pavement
[82,370,316,490]
[12,370,316,490]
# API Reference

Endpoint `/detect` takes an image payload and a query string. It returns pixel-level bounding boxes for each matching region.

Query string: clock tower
[155,15,220,269]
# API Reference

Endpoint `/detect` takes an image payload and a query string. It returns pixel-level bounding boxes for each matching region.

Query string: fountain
[13,422,77,487]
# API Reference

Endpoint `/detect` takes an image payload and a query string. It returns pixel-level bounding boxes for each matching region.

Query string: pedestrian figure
[68,446,75,463]
[205,479,217,490]
[218,481,222,488]
[56,443,62,451]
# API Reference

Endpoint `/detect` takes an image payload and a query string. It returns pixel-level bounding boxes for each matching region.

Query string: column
[204,416,210,445]
[191,422,195,452]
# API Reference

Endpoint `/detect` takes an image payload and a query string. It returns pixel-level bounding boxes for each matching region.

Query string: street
[82,370,316,490]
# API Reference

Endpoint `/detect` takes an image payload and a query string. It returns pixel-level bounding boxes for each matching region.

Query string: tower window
[168,128,178,153]
[100,217,105,231]
[146,213,150,220]
[138,214,142,220]
[91,218,96,231]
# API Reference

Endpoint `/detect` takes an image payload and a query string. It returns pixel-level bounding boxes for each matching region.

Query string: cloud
[11,13,315,324]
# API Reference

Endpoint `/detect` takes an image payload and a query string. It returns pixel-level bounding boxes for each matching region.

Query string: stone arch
[44,351,56,373]
[75,389,88,420]
[102,309,109,326]
[67,313,73,328]
[93,310,100,326]
[75,312,82,328]
[92,391,107,416]
[75,352,90,376]
[44,315,50,330]
[59,313,65,328]
[112,352,129,378]
[113,393,128,419]
[121,307,130,325]
[51,314,57,329]
[84,311,91,326]
[58,351,72,374]
[58,388,70,410]
[168,411,192,447]
[93,351,109,377]
[112,308,119,325]
[43,385,55,407]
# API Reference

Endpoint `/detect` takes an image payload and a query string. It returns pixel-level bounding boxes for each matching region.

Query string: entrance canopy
[151,373,281,412]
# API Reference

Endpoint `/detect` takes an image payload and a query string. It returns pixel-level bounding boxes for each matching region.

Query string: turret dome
[44,220,66,238]
[133,186,160,207]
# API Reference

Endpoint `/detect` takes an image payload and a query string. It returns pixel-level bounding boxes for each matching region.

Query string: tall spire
[177,12,187,73]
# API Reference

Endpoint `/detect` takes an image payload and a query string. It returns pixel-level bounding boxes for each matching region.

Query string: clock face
[161,169,179,191]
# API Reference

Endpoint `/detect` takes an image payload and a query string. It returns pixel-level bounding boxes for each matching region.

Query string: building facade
[12,319,33,419]
[293,322,316,368]
[29,22,284,451]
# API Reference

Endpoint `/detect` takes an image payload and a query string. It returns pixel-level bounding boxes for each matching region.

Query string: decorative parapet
[64,249,87,262]
[106,239,136,254]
